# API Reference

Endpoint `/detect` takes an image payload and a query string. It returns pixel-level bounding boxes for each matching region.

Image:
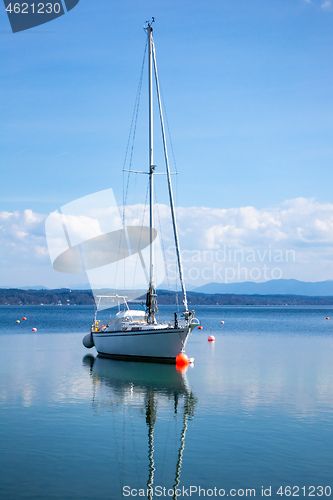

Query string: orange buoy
[208,335,215,342]
[326,317,329,320]
[22,317,27,320]
[176,352,189,367]
[32,328,37,332]
[221,321,224,324]
[198,326,203,330]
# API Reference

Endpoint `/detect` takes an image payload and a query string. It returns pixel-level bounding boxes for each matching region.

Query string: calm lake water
[1,305,333,500]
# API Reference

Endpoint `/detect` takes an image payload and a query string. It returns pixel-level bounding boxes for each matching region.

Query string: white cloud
[0,210,54,287]
[1,198,333,287]
[302,0,332,9]
[0,209,46,252]
[115,197,333,285]
[175,197,333,250]
[321,0,332,9]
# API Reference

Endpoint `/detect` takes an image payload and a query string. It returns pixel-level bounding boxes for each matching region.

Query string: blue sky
[1,0,333,287]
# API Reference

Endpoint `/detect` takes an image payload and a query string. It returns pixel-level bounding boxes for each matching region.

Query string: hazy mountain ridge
[193,279,333,296]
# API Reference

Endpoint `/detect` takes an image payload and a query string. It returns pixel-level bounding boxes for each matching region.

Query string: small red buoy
[198,326,203,330]
[326,317,329,320]
[22,317,27,320]
[32,328,37,332]
[221,321,224,324]
[176,352,189,367]
[208,335,215,342]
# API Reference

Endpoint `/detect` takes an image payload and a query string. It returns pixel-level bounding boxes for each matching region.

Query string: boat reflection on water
[83,355,197,499]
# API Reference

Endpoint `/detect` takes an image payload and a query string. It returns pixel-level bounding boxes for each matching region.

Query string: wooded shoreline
[1,289,333,306]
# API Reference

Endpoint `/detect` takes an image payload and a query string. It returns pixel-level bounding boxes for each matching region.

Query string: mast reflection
[83,355,197,499]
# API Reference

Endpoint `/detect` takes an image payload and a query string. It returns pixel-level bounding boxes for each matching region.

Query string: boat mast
[147,19,157,323]
[151,37,188,312]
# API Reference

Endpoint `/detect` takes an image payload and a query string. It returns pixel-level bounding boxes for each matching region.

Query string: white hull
[92,326,190,363]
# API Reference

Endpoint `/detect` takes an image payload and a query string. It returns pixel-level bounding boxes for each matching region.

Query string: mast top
[144,17,155,32]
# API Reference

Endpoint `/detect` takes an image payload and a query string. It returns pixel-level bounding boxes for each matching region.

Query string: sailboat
[82,20,199,362]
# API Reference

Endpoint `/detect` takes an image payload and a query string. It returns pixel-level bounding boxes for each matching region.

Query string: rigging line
[131,182,150,290]
[156,59,181,308]
[114,40,147,295]
[154,183,171,293]
[160,89,178,175]
[161,88,181,307]
[122,38,148,175]
[152,37,188,312]
[161,85,181,311]
[172,397,190,500]
[123,38,148,222]
[150,40,181,308]
[160,402,176,481]
[175,290,179,311]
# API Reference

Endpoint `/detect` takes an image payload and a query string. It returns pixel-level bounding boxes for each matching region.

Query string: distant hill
[1,288,333,306]
[193,279,333,296]
[3,279,332,297]
[1,285,49,290]
[0,289,93,306]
